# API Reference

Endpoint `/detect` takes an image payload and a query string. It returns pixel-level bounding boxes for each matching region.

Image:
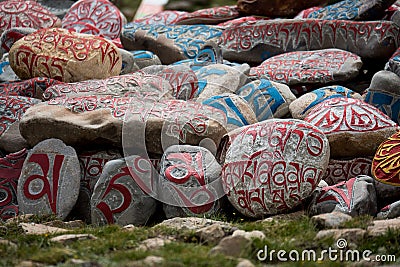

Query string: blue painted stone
[365,70,400,125]
[306,0,396,20]
[121,23,223,64]
[237,78,295,121]
[289,85,362,120]
[202,93,257,132]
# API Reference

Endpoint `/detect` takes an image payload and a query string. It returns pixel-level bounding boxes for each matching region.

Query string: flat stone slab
[19,222,68,235]
[17,139,80,219]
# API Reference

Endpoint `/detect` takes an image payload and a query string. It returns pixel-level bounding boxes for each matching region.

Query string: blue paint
[237,79,285,121]
[365,91,400,124]
[302,86,354,115]
[131,50,156,59]
[194,67,228,97]
[122,23,223,59]
[0,61,9,75]
[307,0,363,20]
[203,95,249,127]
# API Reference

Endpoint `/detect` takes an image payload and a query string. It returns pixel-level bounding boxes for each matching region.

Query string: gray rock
[315,228,366,243]
[17,139,80,220]
[36,0,76,19]
[367,218,400,237]
[50,234,97,244]
[232,229,265,240]
[195,224,226,245]
[311,211,353,229]
[376,200,400,219]
[236,259,255,267]
[136,237,174,251]
[91,157,157,226]
[19,223,68,235]
[209,235,251,257]
[156,217,234,232]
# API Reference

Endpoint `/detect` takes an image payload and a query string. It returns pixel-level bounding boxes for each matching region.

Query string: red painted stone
[323,158,372,185]
[133,10,188,25]
[372,131,400,186]
[222,119,330,218]
[0,0,61,34]
[62,0,126,40]
[0,149,27,220]
[0,77,62,99]
[174,6,240,25]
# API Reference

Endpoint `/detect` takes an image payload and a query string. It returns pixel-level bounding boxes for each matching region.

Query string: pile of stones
[1,0,400,226]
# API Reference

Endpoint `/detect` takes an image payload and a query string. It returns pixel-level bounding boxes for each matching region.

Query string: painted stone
[43,73,174,101]
[174,6,239,25]
[289,86,362,120]
[294,7,322,19]
[371,131,400,186]
[9,28,122,83]
[139,65,198,100]
[130,50,162,69]
[0,96,41,153]
[91,157,157,226]
[219,20,400,64]
[305,0,396,21]
[20,97,228,155]
[36,0,76,19]
[249,49,362,86]
[237,78,296,121]
[304,98,399,158]
[373,179,400,208]
[72,150,121,223]
[217,16,271,28]
[62,0,127,40]
[385,47,400,77]
[365,71,400,124]
[17,138,80,219]
[236,0,334,17]
[221,119,330,218]
[0,53,18,82]
[202,93,258,132]
[0,27,37,57]
[308,175,377,217]
[0,0,61,35]
[194,64,250,100]
[159,145,223,219]
[0,148,27,220]
[133,10,188,25]
[377,200,400,219]
[0,77,61,99]
[323,158,372,186]
[121,23,223,64]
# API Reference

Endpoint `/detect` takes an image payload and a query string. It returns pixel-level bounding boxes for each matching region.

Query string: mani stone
[72,149,122,223]
[305,0,396,21]
[372,131,400,187]
[289,86,363,120]
[174,6,239,25]
[132,10,188,25]
[236,0,335,17]
[308,175,377,217]
[91,157,157,226]
[159,145,224,219]
[36,0,76,19]
[17,138,80,220]
[221,119,330,218]
[0,96,41,153]
[194,64,250,100]
[62,0,126,40]
[237,78,296,121]
[0,148,27,220]
[129,50,162,69]
[377,200,400,219]
[364,70,400,125]
[139,65,198,100]
[249,49,362,86]
[304,98,399,158]
[0,27,37,57]
[202,93,258,132]
[42,73,174,101]
[20,97,228,155]
[121,23,223,64]
[219,20,400,64]
[0,0,61,35]
[385,47,400,77]
[0,77,61,99]
[9,28,122,83]
[323,157,372,186]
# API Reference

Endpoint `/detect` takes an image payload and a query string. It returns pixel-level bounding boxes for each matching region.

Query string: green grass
[2,213,399,266]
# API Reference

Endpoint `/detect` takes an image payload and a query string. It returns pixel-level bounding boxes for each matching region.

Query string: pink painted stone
[62,0,126,40]
[217,16,271,27]
[133,10,188,25]
[9,28,122,83]
[0,148,27,220]
[17,138,80,220]
[323,158,372,186]
[249,49,362,85]
[304,98,399,158]
[174,6,240,25]
[0,0,61,34]
[221,119,330,218]
[43,73,174,101]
